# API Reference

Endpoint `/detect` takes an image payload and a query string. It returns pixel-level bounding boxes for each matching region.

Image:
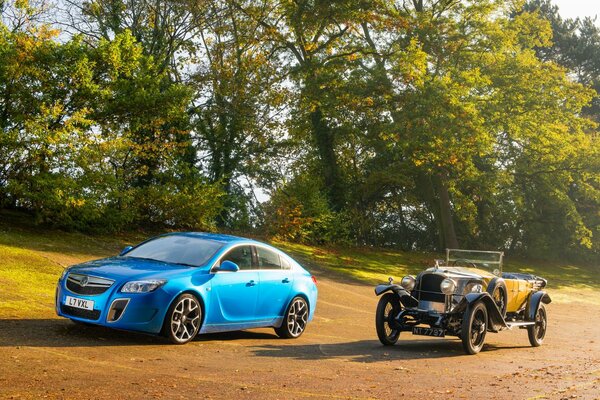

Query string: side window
[256,247,282,270]
[280,256,291,270]
[220,246,253,270]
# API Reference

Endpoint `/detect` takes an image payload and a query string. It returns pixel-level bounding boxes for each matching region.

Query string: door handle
[247,280,256,287]
[282,278,290,283]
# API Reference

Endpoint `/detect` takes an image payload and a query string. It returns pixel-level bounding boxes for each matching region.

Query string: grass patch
[0,222,143,318]
[274,241,432,283]
[275,241,600,305]
[1,217,598,320]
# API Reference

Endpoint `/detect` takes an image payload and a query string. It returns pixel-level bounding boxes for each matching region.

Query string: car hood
[67,257,206,281]
[425,266,496,280]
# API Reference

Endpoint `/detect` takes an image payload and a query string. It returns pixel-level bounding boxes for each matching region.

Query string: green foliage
[0,1,598,262]
[263,174,351,245]
[0,15,223,232]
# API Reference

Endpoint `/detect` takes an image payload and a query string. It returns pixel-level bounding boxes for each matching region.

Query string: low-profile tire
[461,301,488,354]
[375,293,401,346]
[528,304,547,347]
[163,293,202,344]
[275,296,309,339]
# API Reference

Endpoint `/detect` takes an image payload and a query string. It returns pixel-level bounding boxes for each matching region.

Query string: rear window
[124,236,223,267]
[256,247,282,270]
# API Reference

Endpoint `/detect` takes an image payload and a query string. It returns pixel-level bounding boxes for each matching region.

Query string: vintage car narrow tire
[527,304,547,347]
[487,280,508,318]
[163,293,202,344]
[275,296,309,339]
[376,293,401,346]
[461,301,488,354]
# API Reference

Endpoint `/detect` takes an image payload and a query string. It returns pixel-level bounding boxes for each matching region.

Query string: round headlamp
[440,278,457,295]
[400,275,416,291]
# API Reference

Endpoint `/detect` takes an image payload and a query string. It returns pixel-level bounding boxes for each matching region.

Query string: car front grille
[60,304,101,321]
[415,273,446,303]
[66,273,114,295]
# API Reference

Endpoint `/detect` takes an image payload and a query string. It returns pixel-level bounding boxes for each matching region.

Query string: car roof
[164,231,264,246]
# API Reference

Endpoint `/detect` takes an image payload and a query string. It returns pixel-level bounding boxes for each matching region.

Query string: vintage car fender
[374,283,407,296]
[374,284,419,308]
[455,292,507,332]
[525,291,551,321]
[486,277,506,296]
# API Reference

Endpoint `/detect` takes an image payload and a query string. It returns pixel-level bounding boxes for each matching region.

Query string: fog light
[440,278,456,294]
[107,299,130,322]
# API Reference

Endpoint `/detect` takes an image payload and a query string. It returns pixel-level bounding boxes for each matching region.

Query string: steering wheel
[451,259,478,268]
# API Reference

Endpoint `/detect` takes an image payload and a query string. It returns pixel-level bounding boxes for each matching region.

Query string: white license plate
[65,296,94,311]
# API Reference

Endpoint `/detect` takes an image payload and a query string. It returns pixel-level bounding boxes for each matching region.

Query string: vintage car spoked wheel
[491,284,508,318]
[528,304,547,347]
[165,294,202,344]
[275,296,309,338]
[376,293,401,346]
[461,302,488,354]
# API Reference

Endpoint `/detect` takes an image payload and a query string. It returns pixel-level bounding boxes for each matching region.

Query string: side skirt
[200,318,280,334]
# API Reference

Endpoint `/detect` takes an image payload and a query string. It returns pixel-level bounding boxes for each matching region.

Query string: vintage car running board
[505,321,536,329]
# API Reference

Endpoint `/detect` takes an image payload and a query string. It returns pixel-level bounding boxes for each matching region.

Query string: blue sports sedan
[55,233,318,344]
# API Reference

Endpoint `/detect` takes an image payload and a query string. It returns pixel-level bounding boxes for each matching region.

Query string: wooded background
[0,0,598,262]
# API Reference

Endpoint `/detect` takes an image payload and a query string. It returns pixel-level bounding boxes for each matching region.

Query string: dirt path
[1,270,599,400]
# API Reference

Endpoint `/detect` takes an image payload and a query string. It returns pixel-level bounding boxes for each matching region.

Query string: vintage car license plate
[65,295,94,311]
[412,326,445,337]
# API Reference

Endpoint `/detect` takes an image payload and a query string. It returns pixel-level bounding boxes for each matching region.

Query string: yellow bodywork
[480,275,533,313]
[503,279,533,313]
[448,267,534,313]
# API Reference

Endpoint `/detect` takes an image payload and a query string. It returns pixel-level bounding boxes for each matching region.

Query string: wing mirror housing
[217,260,239,272]
[120,246,133,256]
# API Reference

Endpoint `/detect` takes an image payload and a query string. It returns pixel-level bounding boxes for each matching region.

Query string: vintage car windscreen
[124,236,224,267]
[445,249,503,276]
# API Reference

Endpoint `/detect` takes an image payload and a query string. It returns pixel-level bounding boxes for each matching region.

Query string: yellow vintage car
[374,249,551,354]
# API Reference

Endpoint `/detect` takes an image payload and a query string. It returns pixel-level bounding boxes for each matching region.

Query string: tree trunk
[309,106,345,211]
[432,173,459,249]
[415,171,444,249]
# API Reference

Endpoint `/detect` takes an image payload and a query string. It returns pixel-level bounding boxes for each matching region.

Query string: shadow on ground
[250,338,530,362]
[0,319,279,348]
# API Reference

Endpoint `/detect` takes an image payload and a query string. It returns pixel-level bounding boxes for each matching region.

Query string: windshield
[445,249,504,276]
[124,235,224,267]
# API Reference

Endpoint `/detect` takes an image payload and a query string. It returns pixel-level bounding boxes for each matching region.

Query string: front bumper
[394,306,463,337]
[55,277,171,334]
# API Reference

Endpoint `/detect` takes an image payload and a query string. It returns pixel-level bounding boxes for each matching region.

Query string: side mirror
[120,246,133,256]
[217,260,239,272]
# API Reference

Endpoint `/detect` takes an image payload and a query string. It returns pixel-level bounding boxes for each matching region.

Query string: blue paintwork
[55,232,318,337]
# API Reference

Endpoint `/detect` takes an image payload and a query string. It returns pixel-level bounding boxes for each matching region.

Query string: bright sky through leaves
[552,0,599,20]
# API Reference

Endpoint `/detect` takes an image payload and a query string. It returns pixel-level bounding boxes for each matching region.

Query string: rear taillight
[311,275,317,285]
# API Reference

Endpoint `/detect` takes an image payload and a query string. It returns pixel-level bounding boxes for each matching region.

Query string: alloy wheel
[286,298,308,337]
[170,296,201,342]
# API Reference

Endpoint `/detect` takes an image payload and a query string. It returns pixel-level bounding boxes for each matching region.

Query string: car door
[254,246,294,321]
[208,245,259,325]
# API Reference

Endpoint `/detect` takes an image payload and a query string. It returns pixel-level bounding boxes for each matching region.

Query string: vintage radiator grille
[66,273,114,295]
[415,273,446,303]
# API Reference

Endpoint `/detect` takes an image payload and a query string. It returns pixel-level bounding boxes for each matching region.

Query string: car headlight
[400,275,416,291]
[121,280,166,293]
[440,278,457,295]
